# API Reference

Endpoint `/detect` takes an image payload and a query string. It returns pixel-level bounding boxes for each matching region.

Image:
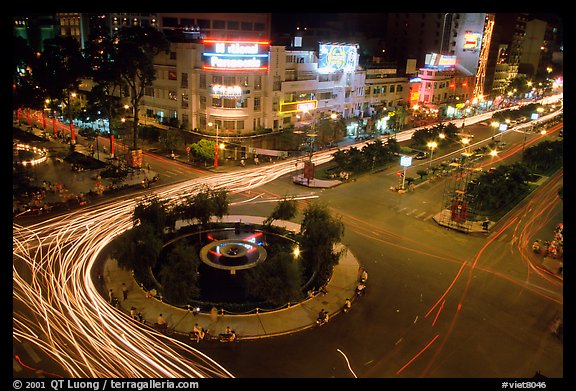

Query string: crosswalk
[391,205,436,222]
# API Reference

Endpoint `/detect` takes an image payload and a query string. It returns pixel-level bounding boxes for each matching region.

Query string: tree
[111,222,163,271]
[176,186,229,225]
[416,169,428,180]
[160,128,181,152]
[114,26,170,150]
[133,196,170,237]
[158,241,201,304]
[299,202,345,285]
[85,28,124,153]
[13,34,41,110]
[264,196,298,226]
[33,36,88,140]
[190,139,216,163]
[243,251,303,306]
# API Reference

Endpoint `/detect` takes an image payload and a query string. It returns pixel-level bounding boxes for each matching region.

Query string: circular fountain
[200,238,268,274]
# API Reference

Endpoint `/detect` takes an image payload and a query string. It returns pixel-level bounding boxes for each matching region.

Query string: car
[414,151,428,160]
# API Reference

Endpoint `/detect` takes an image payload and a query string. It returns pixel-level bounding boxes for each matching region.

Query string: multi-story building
[413,55,476,119]
[13,14,58,52]
[141,39,370,136]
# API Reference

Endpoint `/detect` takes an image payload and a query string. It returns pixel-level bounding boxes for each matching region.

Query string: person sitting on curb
[191,323,206,342]
[343,298,351,313]
[316,309,329,325]
[356,282,366,297]
[156,313,167,331]
[220,326,236,342]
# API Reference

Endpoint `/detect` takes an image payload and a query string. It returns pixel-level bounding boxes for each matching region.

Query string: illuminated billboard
[425,52,457,68]
[463,32,482,52]
[211,85,243,98]
[202,39,269,71]
[280,100,318,114]
[318,44,358,73]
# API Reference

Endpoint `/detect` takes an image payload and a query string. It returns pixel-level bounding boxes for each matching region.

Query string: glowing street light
[427,141,438,170]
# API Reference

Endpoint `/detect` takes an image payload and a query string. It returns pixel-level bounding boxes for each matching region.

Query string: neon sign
[211,85,243,98]
[280,100,318,114]
[202,39,269,71]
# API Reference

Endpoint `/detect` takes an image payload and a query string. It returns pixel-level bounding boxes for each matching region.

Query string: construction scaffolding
[438,152,484,233]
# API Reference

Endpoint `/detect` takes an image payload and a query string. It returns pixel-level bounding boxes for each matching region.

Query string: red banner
[111,134,115,156]
[450,199,468,223]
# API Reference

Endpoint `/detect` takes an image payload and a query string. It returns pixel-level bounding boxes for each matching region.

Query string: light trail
[14,99,562,377]
[336,348,358,378]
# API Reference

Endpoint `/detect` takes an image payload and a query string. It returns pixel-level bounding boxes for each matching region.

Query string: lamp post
[461,137,470,153]
[208,121,220,167]
[491,121,499,140]
[427,141,437,170]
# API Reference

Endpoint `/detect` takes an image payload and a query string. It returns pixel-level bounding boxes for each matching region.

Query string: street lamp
[427,141,437,170]
[461,137,470,149]
[208,121,220,167]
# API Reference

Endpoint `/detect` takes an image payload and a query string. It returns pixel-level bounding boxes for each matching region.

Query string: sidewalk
[103,215,360,340]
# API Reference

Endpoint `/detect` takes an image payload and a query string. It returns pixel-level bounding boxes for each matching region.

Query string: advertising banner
[202,39,269,71]
[318,43,358,73]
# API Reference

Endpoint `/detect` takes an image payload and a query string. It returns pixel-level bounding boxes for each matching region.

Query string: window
[181,93,188,108]
[169,52,176,60]
[283,116,291,124]
[212,97,222,107]
[200,95,206,109]
[145,87,154,97]
[213,20,225,29]
[224,120,235,130]
[390,85,395,93]
[254,76,262,90]
[212,75,222,85]
[237,98,248,108]
[227,21,239,30]
[241,22,253,30]
[382,86,387,93]
[197,19,210,29]
[254,22,265,31]
[168,71,177,80]
[181,18,194,27]
[373,86,381,94]
[224,76,236,85]
[236,120,244,130]
[239,76,249,87]
[181,72,188,88]
[168,90,177,100]
[163,17,177,27]
[223,98,236,108]
[397,85,403,92]
[254,97,261,111]
[199,74,206,89]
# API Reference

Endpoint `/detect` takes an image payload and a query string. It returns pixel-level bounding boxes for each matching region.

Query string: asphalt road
[13,112,564,383]
[182,127,564,380]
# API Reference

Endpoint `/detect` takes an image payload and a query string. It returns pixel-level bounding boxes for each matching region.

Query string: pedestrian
[130,306,137,320]
[108,288,114,304]
[137,311,144,323]
[122,283,128,300]
[343,298,351,313]
[360,268,368,283]
[157,313,167,331]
